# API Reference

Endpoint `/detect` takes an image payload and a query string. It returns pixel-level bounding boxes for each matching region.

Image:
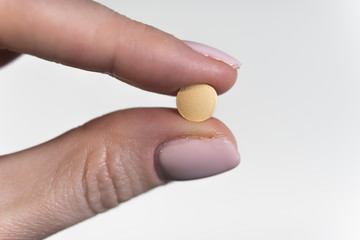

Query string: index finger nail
[183,40,241,69]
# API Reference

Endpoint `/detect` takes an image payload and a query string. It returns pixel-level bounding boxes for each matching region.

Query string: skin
[0,0,238,239]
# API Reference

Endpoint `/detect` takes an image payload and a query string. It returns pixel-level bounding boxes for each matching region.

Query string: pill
[176,84,218,122]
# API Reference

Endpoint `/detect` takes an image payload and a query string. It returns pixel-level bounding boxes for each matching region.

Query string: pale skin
[0,0,238,239]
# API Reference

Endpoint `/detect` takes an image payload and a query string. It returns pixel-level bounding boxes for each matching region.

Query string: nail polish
[156,138,240,180]
[183,40,241,69]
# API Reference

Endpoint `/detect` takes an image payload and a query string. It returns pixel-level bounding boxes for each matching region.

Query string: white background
[1,0,360,239]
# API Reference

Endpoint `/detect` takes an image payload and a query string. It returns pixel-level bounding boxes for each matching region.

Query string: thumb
[0,109,240,239]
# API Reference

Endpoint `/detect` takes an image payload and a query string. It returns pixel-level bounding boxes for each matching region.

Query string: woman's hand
[0,0,240,239]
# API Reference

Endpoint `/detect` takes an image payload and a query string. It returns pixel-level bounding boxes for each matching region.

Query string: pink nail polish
[183,40,241,69]
[156,138,240,180]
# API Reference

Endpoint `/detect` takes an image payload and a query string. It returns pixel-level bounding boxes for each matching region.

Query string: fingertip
[174,40,239,95]
[179,40,240,95]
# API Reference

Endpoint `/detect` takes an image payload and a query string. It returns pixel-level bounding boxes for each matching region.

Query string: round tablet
[176,84,218,122]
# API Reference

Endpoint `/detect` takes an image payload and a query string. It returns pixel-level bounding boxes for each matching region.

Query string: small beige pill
[176,84,218,122]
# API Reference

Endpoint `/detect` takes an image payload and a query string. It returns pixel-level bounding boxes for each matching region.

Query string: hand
[0,0,240,239]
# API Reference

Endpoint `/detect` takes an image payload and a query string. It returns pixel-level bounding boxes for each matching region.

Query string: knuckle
[81,132,145,214]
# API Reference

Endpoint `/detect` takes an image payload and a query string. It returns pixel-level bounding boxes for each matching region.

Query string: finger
[0,49,21,68]
[0,108,240,239]
[0,0,239,95]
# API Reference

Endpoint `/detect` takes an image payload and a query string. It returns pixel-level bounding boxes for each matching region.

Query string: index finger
[0,0,239,95]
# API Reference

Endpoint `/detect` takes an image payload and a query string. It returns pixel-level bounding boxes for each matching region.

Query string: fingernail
[156,138,240,180]
[183,40,241,69]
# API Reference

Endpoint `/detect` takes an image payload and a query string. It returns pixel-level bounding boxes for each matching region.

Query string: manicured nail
[183,40,241,69]
[156,138,240,180]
